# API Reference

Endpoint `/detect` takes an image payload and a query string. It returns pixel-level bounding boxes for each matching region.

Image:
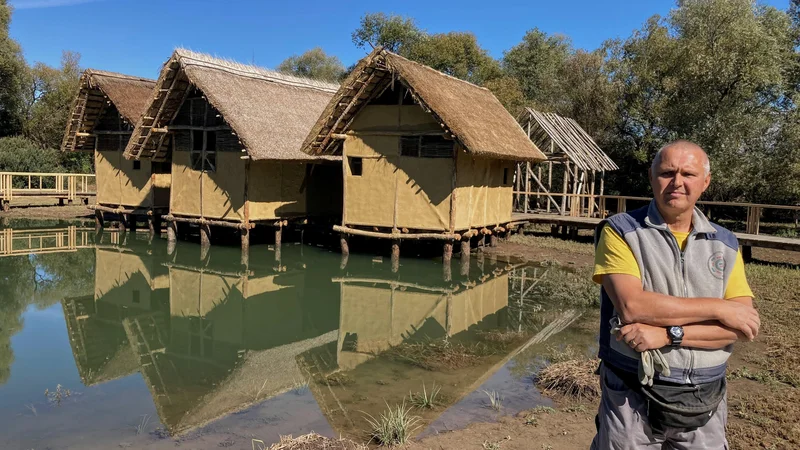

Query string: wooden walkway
[509,212,800,253]
[0,227,135,257]
[0,172,96,210]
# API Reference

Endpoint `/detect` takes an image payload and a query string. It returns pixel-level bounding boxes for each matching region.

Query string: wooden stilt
[443,240,453,282]
[275,224,282,247]
[340,233,350,256]
[200,224,211,249]
[2,200,9,212]
[490,235,498,247]
[117,215,127,232]
[460,239,470,258]
[241,228,249,268]
[340,253,349,270]
[167,221,177,243]
[95,210,104,232]
[391,239,400,273]
[460,251,470,277]
[443,240,453,263]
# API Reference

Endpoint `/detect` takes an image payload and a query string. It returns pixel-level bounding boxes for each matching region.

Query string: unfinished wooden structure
[124,49,342,257]
[301,48,545,266]
[514,108,617,217]
[61,70,167,231]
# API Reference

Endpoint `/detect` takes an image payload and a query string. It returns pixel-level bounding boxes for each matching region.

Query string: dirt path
[0,197,95,221]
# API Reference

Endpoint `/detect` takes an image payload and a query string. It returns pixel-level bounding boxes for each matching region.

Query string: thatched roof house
[62,70,155,152]
[122,49,342,231]
[61,70,167,213]
[301,48,546,242]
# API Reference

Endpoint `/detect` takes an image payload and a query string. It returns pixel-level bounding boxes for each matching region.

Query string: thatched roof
[61,70,156,152]
[124,49,340,162]
[301,48,546,162]
[520,108,618,172]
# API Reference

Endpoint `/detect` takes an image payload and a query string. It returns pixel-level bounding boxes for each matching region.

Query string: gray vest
[595,201,740,385]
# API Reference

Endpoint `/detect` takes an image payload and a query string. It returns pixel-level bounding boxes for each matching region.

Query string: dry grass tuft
[253,433,367,450]
[536,358,600,400]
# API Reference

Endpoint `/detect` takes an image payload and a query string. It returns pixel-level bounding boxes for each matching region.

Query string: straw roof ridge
[124,49,339,162]
[61,69,156,152]
[383,50,491,92]
[173,48,339,94]
[301,47,546,162]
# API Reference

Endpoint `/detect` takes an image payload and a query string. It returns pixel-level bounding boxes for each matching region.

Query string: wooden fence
[0,172,96,210]
[514,191,800,236]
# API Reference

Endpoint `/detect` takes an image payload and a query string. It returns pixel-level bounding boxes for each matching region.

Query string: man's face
[649,146,710,214]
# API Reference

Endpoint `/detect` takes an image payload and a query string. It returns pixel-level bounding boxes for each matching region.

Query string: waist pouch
[606,362,726,431]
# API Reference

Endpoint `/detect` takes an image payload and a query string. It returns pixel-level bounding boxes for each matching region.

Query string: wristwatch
[668,326,684,346]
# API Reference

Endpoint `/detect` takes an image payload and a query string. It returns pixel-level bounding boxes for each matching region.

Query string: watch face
[670,326,684,338]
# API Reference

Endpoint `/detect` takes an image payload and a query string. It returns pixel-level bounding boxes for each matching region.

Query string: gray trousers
[590,364,728,450]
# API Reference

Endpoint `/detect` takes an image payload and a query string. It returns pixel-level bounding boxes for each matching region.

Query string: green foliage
[276,47,346,82]
[408,382,441,409]
[0,136,61,173]
[0,0,26,137]
[405,32,501,85]
[502,29,572,107]
[363,401,421,445]
[352,12,424,53]
[22,51,82,151]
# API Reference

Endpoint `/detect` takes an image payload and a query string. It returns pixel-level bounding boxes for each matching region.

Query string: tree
[0,0,27,137]
[351,12,424,54]
[502,29,572,108]
[406,32,502,85]
[277,47,346,82]
[22,51,82,151]
[603,0,796,201]
[0,135,61,174]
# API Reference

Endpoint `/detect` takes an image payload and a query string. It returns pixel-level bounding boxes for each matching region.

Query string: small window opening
[400,136,419,157]
[133,160,141,171]
[400,135,454,158]
[420,136,453,158]
[349,157,363,176]
[503,168,509,185]
[132,290,140,304]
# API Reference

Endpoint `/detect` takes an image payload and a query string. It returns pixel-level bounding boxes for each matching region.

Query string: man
[590,140,760,449]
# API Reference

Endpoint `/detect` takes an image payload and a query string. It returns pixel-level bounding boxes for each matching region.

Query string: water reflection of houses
[120,245,341,435]
[299,258,524,438]
[62,241,169,386]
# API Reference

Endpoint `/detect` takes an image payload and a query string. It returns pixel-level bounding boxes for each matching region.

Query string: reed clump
[536,358,600,400]
[363,402,421,446]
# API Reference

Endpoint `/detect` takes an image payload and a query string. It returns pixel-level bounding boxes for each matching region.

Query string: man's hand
[617,323,671,352]
[716,301,760,340]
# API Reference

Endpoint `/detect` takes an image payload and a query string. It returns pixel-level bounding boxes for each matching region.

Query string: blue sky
[8,0,790,79]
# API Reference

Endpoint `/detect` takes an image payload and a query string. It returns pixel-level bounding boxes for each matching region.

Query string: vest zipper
[667,229,695,384]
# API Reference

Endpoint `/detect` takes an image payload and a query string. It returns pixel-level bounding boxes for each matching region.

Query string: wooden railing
[514,192,800,236]
[0,226,95,257]
[0,172,96,208]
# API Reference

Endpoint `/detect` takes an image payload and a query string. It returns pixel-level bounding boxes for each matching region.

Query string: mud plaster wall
[343,105,453,231]
[95,140,155,208]
[454,150,514,230]
[247,161,307,221]
[94,249,152,308]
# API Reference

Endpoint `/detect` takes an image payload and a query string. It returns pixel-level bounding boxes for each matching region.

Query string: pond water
[0,224,597,449]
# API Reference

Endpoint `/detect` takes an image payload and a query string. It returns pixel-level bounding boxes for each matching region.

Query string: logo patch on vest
[708,252,726,279]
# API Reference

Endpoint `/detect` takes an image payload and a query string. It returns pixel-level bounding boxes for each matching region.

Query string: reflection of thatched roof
[520,108,618,172]
[61,70,156,152]
[124,48,340,162]
[302,47,546,162]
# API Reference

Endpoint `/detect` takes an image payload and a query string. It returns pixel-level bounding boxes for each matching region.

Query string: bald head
[651,140,710,176]
[649,139,712,218]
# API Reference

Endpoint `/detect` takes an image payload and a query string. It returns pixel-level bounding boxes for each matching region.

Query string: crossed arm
[601,273,759,351]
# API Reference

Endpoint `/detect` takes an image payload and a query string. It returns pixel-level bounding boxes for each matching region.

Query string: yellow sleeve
[592,225,641,284]
[724,249,754,299]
